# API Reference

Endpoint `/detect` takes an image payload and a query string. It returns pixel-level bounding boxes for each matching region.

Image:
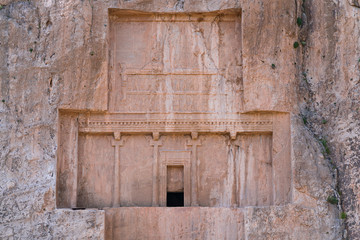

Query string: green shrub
[297,17,303,27]
[320,138,330,155]
[327,196,338,205]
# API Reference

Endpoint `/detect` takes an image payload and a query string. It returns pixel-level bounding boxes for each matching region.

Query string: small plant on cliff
[302,115,308,125]
[297,17,303,27]
[320,138,330,155]
[340,212,347,219]
[293,42,300,48]
[0,5,4,10]
[29,48,33,53]
[90,51,95,56]
[271,64,276,69]
[302,72,309,84]
[327,195,338,205]
[301,41,306,46]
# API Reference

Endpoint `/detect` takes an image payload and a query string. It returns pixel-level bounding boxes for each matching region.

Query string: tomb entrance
[57,9,291,239]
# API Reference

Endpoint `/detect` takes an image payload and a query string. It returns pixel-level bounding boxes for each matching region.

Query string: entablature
[77,112,273,136]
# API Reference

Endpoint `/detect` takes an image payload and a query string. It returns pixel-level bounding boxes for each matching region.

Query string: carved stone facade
[56,9,291,239]
[58,112,290,209]
[2,0,348,239]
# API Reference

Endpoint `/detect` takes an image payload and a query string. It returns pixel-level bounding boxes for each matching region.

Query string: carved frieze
[77,113,273,134]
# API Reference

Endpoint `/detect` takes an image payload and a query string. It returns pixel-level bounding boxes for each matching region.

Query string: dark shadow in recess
[167,192,184,207]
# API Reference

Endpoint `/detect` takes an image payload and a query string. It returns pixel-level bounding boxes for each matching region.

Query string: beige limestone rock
[105,207,244,240]
[1,0,356,239]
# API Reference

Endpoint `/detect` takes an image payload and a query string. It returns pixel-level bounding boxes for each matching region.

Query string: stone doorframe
[159,150,191,207]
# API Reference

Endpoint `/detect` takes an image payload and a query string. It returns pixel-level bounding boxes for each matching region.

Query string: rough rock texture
[296,0,360,238]
[0,0,358,239]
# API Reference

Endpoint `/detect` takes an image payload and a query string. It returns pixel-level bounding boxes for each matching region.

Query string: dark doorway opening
[167,192,184,207]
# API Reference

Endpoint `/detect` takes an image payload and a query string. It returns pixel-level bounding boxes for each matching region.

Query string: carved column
[150,132,162,206]
[231,138,241,207]
[111,132,124,207]
[186,132,201,206]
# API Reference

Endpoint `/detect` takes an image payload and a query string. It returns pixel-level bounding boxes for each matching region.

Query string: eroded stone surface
[105,207,244,240]
[0,0,351,239]
[109,10,242,114]
[244,205,342,239]
[296,0,360,238]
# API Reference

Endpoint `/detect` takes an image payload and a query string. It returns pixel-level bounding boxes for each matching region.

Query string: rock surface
[0,0,358,239]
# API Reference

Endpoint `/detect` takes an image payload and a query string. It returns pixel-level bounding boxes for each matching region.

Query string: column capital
[230,130,237,140]
[112,132,124,147]
[152,132,160,141]
[114,131,121,141]
[191,131,198,140]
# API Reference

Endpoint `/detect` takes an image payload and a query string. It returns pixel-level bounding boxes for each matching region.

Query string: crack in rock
[348,0,360,8]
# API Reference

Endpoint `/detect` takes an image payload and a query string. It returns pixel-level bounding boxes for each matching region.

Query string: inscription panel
[109,11,242,113]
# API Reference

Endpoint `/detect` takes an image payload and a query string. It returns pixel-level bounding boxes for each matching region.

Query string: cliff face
[297,0,360,238]
[0,0,357,239]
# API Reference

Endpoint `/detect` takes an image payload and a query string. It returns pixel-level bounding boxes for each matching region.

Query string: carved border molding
[78,119,273,134]
[110,9,241,23]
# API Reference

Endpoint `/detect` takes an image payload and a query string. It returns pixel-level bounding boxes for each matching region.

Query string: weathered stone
[105,207,244,239]
[1,0,358,239]
[348,0,360,8]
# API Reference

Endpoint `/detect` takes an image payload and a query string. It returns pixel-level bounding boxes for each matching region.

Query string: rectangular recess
[108,9,243,114]
[167,166,184,193]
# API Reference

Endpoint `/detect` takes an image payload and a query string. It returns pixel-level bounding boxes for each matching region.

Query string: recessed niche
[57,113,291,209]
[167,166,185,207]
[56,9,291,210]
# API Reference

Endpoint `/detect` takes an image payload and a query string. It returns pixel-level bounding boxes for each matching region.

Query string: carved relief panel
[109,10,243,114]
